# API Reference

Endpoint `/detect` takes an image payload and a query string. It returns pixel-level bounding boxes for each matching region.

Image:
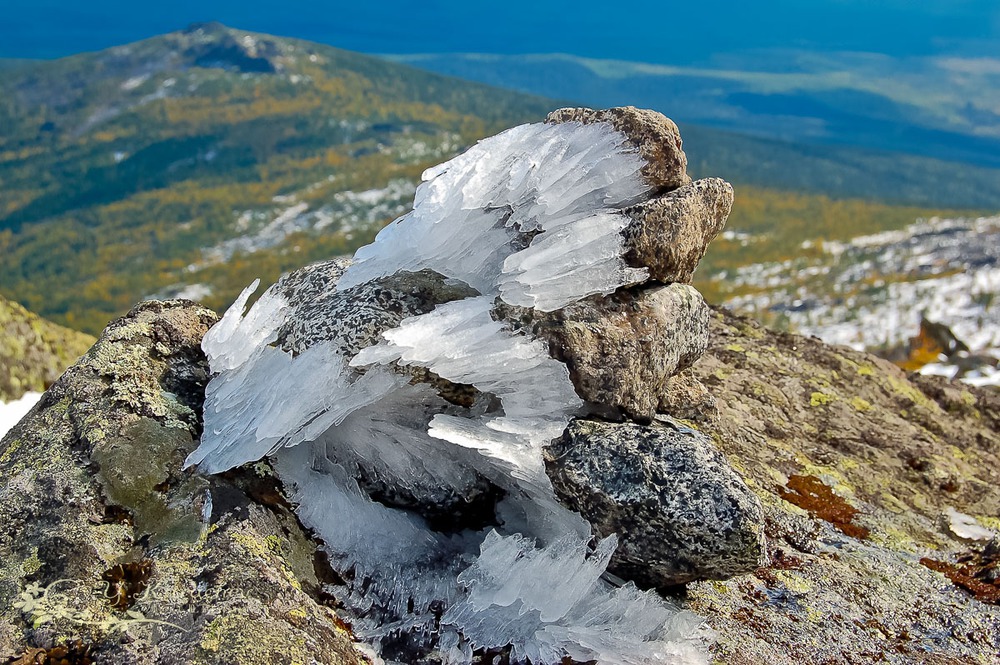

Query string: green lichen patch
[92,417,207,543]
[808,391,834,407]
[849,396,872,412]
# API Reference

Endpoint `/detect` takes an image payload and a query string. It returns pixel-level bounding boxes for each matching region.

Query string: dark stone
[545,418,766,588]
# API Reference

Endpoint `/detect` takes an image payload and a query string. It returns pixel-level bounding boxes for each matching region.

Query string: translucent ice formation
[188,117,709,663]
[337,121,651,309]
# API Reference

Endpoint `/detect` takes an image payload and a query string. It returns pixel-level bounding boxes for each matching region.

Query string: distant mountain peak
[0,25,558,334]
[182,21,230,35]
[173,24,283,74]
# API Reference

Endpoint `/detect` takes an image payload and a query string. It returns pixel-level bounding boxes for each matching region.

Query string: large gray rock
[0,300,363,665]
[545,418,767,589]
[680,308,1000,663]
[499,283,710,420]
[274,260,477,358]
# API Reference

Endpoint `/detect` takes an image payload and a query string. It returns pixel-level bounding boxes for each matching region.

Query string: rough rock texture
[268,261,499,521]
[546,418,766,588]
[7,104,998,664]
[499,283,710,420]
[622,178,734,284]
[545,106,690,191]
[0,301,363,665]
[0,295,95,402]
[274,261,477,358]
[673,307,1000,663]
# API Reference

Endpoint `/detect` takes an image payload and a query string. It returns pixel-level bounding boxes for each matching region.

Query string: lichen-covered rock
[500,283,710,420]
[242,260,501,523]
[622,178,734,284]
[673,307,1000,663]
[546,418,767,588]
[545,106,690,191]
[0,300,363,665]
[658,369,717,422]
[6,295,999,664]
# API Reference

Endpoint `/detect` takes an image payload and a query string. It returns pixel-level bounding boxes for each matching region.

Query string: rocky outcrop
[0,301,363,665]
[676,308,1000,663]
[5,297,998,664]
[3,106,998,664]
[0,296,94,402]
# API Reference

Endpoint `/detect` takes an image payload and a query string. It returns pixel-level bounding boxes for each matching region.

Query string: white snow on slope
[0,392,42,440]
[724,215,1000,386]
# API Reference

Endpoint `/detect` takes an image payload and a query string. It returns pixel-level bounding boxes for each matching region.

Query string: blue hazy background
[5,0,1000,62]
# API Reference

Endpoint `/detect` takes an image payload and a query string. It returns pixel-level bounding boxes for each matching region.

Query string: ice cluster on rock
[337,121,651,311]
[188,110,725,664]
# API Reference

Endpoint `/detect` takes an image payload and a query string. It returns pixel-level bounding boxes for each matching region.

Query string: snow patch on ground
[724,215,1000,386]
[0,392,42,440]
[202,179,416,264]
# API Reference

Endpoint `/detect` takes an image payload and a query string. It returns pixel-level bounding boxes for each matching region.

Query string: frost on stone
[498,211,648,311]
[337,121,651,309]
[187,117,710,663]
[351,296,583,470]
[440,532,709,665]
[201,279,288,372]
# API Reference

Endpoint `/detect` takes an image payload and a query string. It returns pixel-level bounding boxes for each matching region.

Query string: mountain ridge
[0,23,558,333]
[0,23,996,337]
[385,51,1000,173]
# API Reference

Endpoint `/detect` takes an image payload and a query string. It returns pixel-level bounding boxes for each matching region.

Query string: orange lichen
[920,549,1000,605]
[4,641,94,665]
[895,317,969,372]
[778,474,870,540]
[101,560,153,610]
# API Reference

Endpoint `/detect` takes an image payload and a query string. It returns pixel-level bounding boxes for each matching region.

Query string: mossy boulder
[676,308,1000,663]
[0,300,363,665]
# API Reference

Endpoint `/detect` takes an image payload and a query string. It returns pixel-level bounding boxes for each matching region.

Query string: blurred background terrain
[1,2,997,418]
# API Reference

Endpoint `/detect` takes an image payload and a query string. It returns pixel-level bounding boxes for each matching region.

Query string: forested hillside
[0,24,991,336]
[0,23,555,333]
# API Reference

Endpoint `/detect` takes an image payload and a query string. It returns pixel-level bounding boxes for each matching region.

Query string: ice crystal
[337,121,650,309]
